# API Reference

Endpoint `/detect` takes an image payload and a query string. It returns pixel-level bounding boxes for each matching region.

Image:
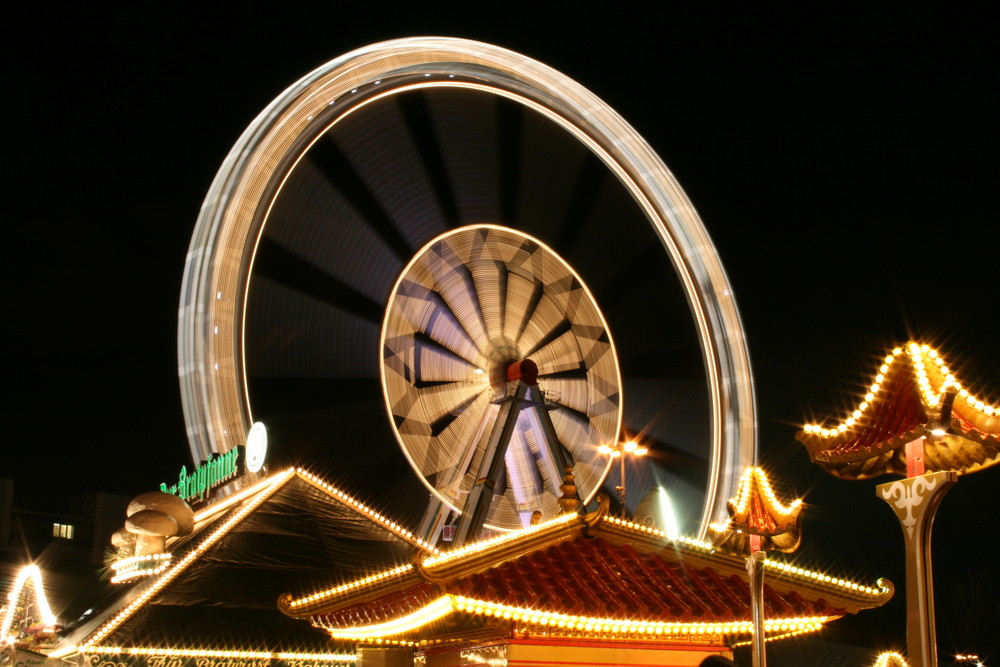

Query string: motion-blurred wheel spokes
[382,225,622,530]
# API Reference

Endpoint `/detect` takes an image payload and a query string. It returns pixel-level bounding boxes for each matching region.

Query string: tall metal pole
[602,441,645,520]
[619,451,627,519]
[747,547,767,667]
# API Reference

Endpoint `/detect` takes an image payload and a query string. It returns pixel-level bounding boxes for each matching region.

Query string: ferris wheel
[178,37,757,538]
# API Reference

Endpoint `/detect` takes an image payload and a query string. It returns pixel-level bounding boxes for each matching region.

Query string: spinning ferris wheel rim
[178,36,757,535]
[380,224,623,524]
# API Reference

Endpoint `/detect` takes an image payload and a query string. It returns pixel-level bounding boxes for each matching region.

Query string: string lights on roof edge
[80,467,429,651]
[872,651,911,667]
[318,593,833,642]
[68,646,355,662]
[282,478,890,649]
[801,342,997,438]
[285,488,888,615]
[796,342,999,479]
[710,466,804,554]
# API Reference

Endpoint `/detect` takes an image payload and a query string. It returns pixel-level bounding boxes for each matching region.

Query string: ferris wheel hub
[503,359,538,387]
[486,338,521,389]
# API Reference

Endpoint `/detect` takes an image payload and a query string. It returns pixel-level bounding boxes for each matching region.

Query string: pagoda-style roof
[711,467,803,553]
[797,343,999,479]
[280,498,892,647]
[51,468,430,663]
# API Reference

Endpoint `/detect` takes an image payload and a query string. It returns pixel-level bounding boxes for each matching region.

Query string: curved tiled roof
[710,467,803,553]
[797,343,999,479]
[449,537,835,622]
[295,504,892,643]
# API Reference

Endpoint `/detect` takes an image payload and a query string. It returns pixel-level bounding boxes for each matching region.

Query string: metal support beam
[417,495,450,545]
[453,381,530,546]
[747,548,767,667]
[526,384,572,476]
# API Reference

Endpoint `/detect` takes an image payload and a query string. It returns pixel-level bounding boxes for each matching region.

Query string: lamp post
[598,440,647,518]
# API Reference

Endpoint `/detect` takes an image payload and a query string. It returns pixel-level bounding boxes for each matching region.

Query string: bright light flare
[657,487,680,539]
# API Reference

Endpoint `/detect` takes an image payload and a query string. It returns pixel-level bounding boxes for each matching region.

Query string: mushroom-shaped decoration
[112,491,195,558]
[127,492,195,536]
[110,527,137,554]
[126,509,179,556]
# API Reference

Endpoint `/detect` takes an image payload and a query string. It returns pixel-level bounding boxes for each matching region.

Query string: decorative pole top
[710,466,803,554]
[558,466,580,514]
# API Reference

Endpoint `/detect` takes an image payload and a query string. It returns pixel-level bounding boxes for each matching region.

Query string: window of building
[52,523,74,539]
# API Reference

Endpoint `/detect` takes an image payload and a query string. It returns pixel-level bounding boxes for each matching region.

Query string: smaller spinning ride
[381,225,621,544]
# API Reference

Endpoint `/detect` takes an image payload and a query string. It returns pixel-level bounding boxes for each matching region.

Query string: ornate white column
[877,470,957,667]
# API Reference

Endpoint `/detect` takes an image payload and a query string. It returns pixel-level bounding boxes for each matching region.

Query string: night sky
[6,8,997,661]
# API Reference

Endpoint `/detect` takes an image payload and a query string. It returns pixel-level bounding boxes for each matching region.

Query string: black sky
[5,7,997,660]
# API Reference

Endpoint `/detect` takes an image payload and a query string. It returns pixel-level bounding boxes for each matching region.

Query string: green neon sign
[160,448,240,502]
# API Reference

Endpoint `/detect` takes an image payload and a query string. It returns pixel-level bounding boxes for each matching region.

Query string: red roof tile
[313,536,845,632]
